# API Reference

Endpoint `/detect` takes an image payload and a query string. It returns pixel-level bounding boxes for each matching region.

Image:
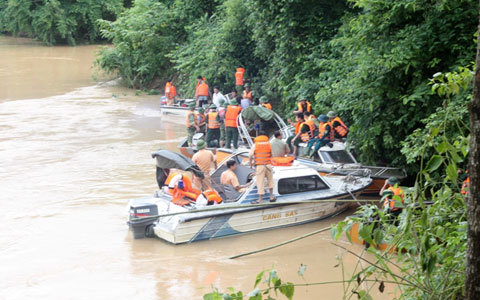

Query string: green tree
[0,0,125,45]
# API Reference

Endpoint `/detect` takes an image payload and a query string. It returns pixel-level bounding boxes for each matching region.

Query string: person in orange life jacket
[205,104,221,147]
[305,114,332,158]
[165,79,177,106]
[218,100,227,147]
[196,79,210,108]
[294,97,312,114]
[303,111,317,138]
[224,99,242,149]
[192,140,216,190]
[241,84,253,109]
[286,113,311,157]
[379,176,404,222]
[327,111,349,140]
[220,160,252,193]
[194,75,205,97]
[196,107,206,134]
[186,103,200,146]
[259,96,272,110]
[249,131,276,204]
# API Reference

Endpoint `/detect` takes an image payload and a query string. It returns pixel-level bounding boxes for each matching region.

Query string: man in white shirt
[212,86,227,109]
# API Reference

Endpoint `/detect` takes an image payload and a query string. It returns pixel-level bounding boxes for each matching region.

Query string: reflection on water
[0,35,395,299]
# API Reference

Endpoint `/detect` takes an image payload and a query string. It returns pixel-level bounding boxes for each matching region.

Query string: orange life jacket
[170,84,177,97]
[197,113,206,125]
[197,83,209,96]
[461,176,470,195]
[186,111,197,128]
[165,173,193,192]
[165,82,171,97]
[294,121,302,135]
[225,105,241,127]
[305,119,316,138]
[235,68,245,86]
[242,90,252,100]
[271,156,294,166]
[203,189,223,204]
[254,135,272,165]
[261,103,272,110]
[332,116,348,137]
[318,122,328,139]
[208,112,219,129]
[383,186,404,211]
[299,122,310,142]
[297,102,311,113]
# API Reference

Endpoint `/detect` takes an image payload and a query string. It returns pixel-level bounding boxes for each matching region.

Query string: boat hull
[154,201,349,244]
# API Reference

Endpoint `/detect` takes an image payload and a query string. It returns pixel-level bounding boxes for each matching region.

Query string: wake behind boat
[127,150,372,244]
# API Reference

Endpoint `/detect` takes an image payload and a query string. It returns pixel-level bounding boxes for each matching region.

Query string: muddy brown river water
[0,36,395,299]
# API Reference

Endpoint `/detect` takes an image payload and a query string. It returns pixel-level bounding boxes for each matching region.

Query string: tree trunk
[466,2,480,298]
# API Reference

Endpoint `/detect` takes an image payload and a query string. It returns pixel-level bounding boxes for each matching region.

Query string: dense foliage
[0,0,126,45]
[94,0,477,172]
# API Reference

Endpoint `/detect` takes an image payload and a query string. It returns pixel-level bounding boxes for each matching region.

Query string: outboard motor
[128,200,159,239]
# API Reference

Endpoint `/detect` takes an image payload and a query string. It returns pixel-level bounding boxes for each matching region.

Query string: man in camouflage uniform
[186,103,199,146]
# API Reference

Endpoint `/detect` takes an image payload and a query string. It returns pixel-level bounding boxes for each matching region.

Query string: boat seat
[221,184,241,203]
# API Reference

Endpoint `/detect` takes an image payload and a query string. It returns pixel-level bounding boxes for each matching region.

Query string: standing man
[224,99,242,149]
[218,100,227,148]
[206,104,221,147]
[249,131,276,203]
[259,96,272,110]
[165,79,177,106]
[196,79,210,108]
[197,107,206,135]
[186,103,199,147]
[294,97,312,114]
[212,86,227,109]
[192,140,217,190]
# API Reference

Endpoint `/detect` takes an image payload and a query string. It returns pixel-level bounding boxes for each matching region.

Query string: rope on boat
[229,226,331,259]
[135,199,380,220]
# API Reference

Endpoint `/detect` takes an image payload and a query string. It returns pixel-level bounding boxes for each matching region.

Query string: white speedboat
[127,150,372,244]
[159,97,195,117]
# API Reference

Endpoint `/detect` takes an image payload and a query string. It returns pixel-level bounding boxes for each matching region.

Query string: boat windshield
[277,175,329,195]
[320,150,355,164]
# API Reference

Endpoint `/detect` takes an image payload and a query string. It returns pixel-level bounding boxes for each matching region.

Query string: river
[0,36,393,299]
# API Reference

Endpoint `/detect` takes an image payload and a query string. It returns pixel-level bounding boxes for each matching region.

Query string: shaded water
[0,36,395,299]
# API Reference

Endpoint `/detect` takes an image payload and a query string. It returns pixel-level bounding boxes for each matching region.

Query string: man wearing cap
[259,96,272,110]
[327,111,349,140]
[305,114,332,157]
[197,107,207,134]
[224,99,242,149]
[206,104,221,147]
[186,103,200,147]
[294,97,312,114]
[192,140,217,189]
[379,176,404,222]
